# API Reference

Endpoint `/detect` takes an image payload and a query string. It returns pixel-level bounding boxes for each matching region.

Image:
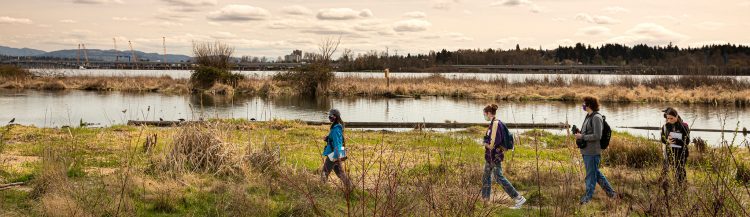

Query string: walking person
[574,96,616,205]
[321,109,352,191]
[660,107,690,184]
[480,104,526,209]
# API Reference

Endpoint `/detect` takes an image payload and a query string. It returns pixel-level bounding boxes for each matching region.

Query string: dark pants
[321,158,351,190]
[664,147,688,183]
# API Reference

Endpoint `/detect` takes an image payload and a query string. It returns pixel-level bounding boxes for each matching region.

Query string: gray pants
[322,158,352,190]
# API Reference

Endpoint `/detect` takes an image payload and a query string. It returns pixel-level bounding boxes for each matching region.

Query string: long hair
[663,107,687,132]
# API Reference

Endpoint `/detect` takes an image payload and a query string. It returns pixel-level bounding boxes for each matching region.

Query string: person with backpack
[480,104,526,209]
[574,96,616,205]
[660,107,690,184]
[321,109,352,191]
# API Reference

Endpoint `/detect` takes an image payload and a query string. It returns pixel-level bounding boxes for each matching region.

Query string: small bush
[603,133,663,168]
[161,122,240,175]
[190,66,244,90]
[273,64,334,95]
[737,162,750,184]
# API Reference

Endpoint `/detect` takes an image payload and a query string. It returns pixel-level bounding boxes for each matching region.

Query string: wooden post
[384,68,390,88]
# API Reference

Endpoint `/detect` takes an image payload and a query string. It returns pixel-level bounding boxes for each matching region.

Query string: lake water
[1,89,747,146]
[29,69,750,85]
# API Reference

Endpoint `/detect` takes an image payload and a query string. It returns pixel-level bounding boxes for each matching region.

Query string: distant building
[284,50,302,63]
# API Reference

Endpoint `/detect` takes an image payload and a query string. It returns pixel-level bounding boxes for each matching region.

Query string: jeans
[481,162,519,199]
[581,155,615,203]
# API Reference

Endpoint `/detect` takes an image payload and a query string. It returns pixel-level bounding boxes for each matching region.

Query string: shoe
[607,192,617,199]
[511,195,526,209]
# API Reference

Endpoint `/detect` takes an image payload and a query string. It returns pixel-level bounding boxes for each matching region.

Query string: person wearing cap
[660,107,691,184]
[321,109,352,190]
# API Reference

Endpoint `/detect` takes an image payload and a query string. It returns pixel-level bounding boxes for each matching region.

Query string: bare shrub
[161,122,240,176]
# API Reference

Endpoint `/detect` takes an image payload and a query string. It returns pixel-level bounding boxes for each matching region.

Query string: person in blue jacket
[321,109,351,190]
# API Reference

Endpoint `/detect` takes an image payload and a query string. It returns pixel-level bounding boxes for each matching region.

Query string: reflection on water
[1,89,747,145]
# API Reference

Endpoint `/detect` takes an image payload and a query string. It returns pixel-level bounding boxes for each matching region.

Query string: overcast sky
[1,0,748,57]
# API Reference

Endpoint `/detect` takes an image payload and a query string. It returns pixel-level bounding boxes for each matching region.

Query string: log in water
[127,120,570,129]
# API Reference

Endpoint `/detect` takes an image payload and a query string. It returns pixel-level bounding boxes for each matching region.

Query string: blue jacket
[483,118,505,164]
[322,123,345,159]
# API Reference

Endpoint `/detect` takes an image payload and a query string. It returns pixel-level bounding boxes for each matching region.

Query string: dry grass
[1,121,749,216]
[160,122,240,176]
[2,74,749,104]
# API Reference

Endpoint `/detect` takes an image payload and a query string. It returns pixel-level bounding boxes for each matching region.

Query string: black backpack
[592,112,612,149]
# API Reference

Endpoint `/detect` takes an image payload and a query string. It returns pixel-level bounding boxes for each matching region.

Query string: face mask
[483,114,491,121]
[582,105,587,112]
[328,115,335,123]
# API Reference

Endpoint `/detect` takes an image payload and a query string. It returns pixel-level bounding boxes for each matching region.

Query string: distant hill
[0,45,192,62]
[0,45,46,56]
[38,49,192,62]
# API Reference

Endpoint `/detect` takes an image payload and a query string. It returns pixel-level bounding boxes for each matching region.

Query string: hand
[323,136,329,141]
[667,135,673,140]
[484,143,492,150]
[574,133,583,140]
[669,138,676,144]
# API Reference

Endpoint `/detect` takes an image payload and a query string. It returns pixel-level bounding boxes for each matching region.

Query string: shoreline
[1,75,749,105]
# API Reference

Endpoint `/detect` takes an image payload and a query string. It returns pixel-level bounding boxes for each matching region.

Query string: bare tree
[192,41,235,70]
[317,36,341,66]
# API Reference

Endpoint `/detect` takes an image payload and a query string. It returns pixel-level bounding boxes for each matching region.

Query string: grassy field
[2,65,750,105]
[1,120,749,216]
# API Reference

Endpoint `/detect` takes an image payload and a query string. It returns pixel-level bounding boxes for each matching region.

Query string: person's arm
[660,125,668,145]
[681,124,690,146]
[583,115,603,142]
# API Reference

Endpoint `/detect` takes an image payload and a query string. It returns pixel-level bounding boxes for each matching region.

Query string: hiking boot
[511,195,526,209]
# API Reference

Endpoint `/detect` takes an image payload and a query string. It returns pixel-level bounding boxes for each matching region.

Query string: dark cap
[328,109,341,117]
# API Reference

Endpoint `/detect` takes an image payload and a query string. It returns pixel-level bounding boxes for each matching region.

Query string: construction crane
[76,44,81,67]
[82,44,90,68]
[113,38,119,64]
[162,36,169,69]
[128,40,138,69]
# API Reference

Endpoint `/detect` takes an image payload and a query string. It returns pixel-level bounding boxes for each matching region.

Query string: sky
[1,0,748,58]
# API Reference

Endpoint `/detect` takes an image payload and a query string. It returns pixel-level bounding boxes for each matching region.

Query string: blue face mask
[582,104,587,112]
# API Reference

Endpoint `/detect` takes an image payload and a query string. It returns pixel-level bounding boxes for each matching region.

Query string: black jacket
[661,122,690,148]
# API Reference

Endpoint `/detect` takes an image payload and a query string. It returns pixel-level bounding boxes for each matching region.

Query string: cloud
[316,8,372,20]
[447,32,473,41]
[211,31,237,39]
[59,19,77,23]
[607,23,688,45]
[403,11,427,18]
[495,37,533,45]
[359,9,374,18]
[140,21,184,27]
[602,6,629,14]
[112,16,138,21]
[0,16,33,24]
[577,26,611,36]
[281,5,313,15]
[432,0,460,10]
[207,5,271,21]
[160,0,216,7]
[72,0,123,4]
[490,0,540,13]
[575,13,620,25]
[155,8,193,22]
[267,19,309,29]
[696,21,727,30]
[393,19,431,32]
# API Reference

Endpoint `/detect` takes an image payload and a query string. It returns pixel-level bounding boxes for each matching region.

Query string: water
[1,89,748,146]
[29,69,750,85]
